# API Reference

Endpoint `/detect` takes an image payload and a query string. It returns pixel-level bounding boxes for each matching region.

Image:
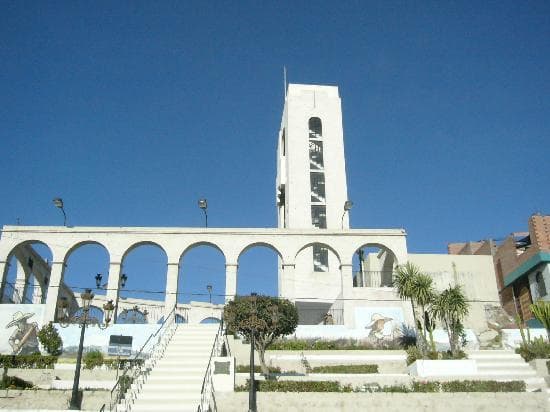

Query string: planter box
[408,359,477,377]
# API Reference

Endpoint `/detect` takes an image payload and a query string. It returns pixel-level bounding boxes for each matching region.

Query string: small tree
[37,322,63,356]
[394,263,435,356]
[224,295,298,375]
[530,300,550,340]
[431,285,469,357]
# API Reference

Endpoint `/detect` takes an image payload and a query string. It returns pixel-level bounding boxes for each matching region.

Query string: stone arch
[352,242,399,288]
[237,242,282,297]
[2,240,54,304]
[237,242,284,263]
[180,241,226,262]
[121,241,168,263]
[200,316,221,324]
[294,242,341,264]
[179,241,226,305]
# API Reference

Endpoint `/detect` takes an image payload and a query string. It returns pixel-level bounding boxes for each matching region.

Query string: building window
[536,272,547,298]
[281,129,286,156]
[309,140,324,170]
[311,205,327,228]
[310,172,326,203]
[309,117,322,138]
[313,245,329,272]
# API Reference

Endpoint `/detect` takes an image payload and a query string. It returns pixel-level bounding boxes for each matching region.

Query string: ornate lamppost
[248,292,257,412]
[58,289,114,410]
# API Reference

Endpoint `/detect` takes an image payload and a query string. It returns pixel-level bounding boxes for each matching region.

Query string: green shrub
[236,380,347,392]
[0,354,57,369]
[103,358,144,370]
[406,346,467,365]
[37,323,63,356]
[83,350,104,369]
[236,365,281,374]
[406,346,422,365]
[269,338,404,351]
[441,380,525,392]
[411,381,441,392]
[516,336,550,362]
[310,364,378,374]
[0,375,33,389]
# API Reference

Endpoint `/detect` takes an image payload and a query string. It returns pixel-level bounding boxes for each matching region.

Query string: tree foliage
[530,300,550,339]
[394,263,435,355]
[430,285,469,356]
[37,322,63,356]
[224,295,298,374]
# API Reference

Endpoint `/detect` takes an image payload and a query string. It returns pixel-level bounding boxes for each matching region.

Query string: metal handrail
[109,304,178,411]
[198,318,226,412]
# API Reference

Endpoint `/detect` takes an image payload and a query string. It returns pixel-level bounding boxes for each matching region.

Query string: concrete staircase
[468,350,546,392]
[130,324,219,412]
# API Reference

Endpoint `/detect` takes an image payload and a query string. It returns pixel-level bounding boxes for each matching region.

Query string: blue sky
[1,1,549,305]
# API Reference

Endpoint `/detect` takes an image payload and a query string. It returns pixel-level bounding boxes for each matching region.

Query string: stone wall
[216,392,547,412]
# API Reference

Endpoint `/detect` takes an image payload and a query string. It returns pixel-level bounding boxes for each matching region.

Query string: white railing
[198,320,229,412]
[110,306,178,411]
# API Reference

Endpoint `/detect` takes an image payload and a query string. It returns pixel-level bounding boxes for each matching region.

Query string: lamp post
[58,288,114,410]
[248,292,257,412]
[198,198,208,228]
[52,197,67,226]
[206,284,213,304]
[341,200,353,229]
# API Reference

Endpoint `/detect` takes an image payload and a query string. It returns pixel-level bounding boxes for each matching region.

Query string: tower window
[281,129,286,156]
[309,117,322,138]
[309,140,324,170]
[313,245,329,272]
[310,172,326,203]
[311,205,327,228]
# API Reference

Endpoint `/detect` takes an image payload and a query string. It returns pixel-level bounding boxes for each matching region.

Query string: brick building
[449,214,550,324]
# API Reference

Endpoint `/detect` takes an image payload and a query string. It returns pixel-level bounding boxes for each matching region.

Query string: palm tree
[410,273,436,353]
[530,300,550,340]
[394,263,430,354]
[431,285,469,356]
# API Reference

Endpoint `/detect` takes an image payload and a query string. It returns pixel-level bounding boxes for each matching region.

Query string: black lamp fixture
[341,200,353,229]
[206,284,213,304]
[58,284,114,410]
[120,273,128,288]
[52,197,67,226]
[198,198,208,228]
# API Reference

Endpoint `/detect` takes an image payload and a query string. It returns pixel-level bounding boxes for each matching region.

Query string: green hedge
[516,337,550,362]
[269,339,403,351]
[440,380,525,392]
[236,380,352,392]
[310,364,378,374]
[236,365,282,374]
[236,379,526,393]
[0,354,57,369]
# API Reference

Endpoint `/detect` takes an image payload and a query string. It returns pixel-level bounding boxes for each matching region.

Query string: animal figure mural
[6,311,40,354]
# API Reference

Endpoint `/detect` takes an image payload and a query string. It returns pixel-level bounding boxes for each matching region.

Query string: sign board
[108,335,133,356]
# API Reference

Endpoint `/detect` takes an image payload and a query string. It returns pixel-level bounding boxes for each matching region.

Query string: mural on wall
[56,324,160,356]
[355,307,405,341]
[0,304,46,354]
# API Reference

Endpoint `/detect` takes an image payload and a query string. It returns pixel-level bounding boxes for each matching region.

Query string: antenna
[283,66,287,98]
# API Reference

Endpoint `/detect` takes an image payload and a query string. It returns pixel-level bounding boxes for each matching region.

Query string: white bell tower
[276,84,351,315]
